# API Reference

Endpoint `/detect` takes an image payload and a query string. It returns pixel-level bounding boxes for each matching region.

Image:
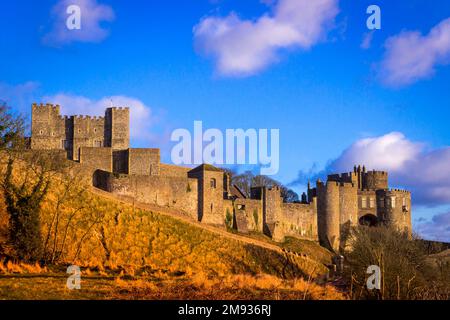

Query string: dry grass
[0,270,345,300]
[0,261,48,274]
[107,272,345,300]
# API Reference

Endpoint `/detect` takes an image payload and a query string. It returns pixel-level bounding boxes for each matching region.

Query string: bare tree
[230,171,299,203]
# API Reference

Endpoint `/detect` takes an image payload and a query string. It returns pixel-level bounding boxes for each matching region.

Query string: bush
[344,226,449,300]
[225,209,233,230]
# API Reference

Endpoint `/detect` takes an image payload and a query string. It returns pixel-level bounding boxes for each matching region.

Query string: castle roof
[230,184,247,199]
[188,164,223,173]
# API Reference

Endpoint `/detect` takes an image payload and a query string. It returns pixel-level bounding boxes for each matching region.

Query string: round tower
[339,182,358,250]
[317,181,340,252]
[382,189,412,235]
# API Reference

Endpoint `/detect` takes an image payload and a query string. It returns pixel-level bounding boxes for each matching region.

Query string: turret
[105,107,130,150]
[317,181,340,252]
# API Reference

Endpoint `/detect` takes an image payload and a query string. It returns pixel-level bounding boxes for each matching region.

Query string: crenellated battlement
[387,188,411,194]
[32,102,61,115]
[31,102,130,160]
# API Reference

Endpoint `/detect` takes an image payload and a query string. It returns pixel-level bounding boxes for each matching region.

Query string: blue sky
[1,0,450,241]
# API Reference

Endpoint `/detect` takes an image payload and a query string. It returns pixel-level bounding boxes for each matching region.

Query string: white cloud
[380,17,450,87]
[193,0,339,77]
[43,0,115,46]
[42,94,154,142]
[292,132,450,207]
[331,132,422,172]
[329,132,450,206]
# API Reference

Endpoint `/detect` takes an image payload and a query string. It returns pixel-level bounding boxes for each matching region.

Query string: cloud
[380,17,450,87]
[291,132,450,206]
[42,94,156,143]
[415,211,450,242]
[360,31,374,50]
[43,0,115,46]
[0,81,40,113]
[193,0,339,76]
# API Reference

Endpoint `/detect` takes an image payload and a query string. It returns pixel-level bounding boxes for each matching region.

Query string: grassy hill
[0,152,342,300]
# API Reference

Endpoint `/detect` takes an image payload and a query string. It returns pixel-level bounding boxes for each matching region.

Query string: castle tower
[377,189,412,235]
[105,107,130,150]
[262,186,283,238]
[363,170,388,190]
[188,164,225,227]
[338,182,358,250]
[317,181,341,252]
[31,103,66,150]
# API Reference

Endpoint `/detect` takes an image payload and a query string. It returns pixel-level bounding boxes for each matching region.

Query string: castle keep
[31,103,412,252]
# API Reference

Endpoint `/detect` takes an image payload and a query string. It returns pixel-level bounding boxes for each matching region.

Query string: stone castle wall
[278,202,317,240]
[79,147,113,173]
[234,198,263,233]
[128,148,160,176]
[160,164,192,178]
[94,170,199,221]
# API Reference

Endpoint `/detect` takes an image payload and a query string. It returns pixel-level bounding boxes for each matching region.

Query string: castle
[31,103,412,252]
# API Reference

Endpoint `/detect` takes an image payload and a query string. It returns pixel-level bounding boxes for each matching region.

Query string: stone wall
[279,202,317,241]
[234,198,263,232]
[95,171,199,220]
[160,164,192,178]
[128,148,160,176]
[79,147,113,172]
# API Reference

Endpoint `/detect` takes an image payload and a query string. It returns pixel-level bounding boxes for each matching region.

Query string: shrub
[225,209,233,230]
[253,210,258,227]
[344,226,449,300]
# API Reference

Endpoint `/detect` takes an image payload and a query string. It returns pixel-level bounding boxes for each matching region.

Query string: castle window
[39,130,43,135]
[78,129,81,133]
[369,198,375,208]
[94,128,97,133]
[94,140,103,147]
[51,132,55,136]
[210,178,217,189]
[391,197,396,208]
[361,197,367,208]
